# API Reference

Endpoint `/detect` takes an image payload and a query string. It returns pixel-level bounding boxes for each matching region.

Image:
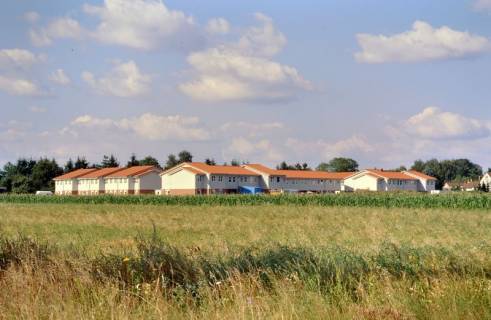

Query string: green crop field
[1,202,490,319]
[2,192,491,209]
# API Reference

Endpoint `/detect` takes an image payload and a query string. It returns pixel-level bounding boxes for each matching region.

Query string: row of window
[56,181,72,185]
[270,177,340,185]
[105,178,130,184]
[387,180,414,185]
[57,178,137,185]
[207,176,258,183]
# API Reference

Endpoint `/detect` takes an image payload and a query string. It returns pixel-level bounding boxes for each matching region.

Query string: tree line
[0,154,486,193]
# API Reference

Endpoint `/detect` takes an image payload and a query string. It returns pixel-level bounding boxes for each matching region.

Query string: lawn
[0,203,490,319]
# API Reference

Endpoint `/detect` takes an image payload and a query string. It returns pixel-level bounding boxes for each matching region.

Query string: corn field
[2,192,491,209]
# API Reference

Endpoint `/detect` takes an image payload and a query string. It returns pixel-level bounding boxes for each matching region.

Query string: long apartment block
[54,162,436,195]
[54,166,162,195]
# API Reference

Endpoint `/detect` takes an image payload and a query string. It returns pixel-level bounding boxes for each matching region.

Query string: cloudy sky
[1,0,491,169]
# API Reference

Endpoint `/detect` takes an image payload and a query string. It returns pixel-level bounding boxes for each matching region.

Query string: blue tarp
[238,186,264,194]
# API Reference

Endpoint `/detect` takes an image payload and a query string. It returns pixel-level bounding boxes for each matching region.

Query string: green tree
[317,158,358,172]
[164,151,193,170]
[178,150,193,163]
[0,162,17,191]
[139,156,160,168]
[164,154,179,170]
[101,154,119,168]
[0,159,36,192]
[64,158,74,173]
[411,160,425,172]
[276,162,310,170]
[31,158,63,191]
[11,175,32,194]
[205,158,216,165]
[127,153,140,167]
[74,157,89,169]
[410,158,482,190]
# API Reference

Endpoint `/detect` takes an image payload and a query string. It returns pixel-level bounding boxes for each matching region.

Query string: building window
[233,177,236,182]
[212,176,216,182]
[219,176,223,182]
[277,177,280,183]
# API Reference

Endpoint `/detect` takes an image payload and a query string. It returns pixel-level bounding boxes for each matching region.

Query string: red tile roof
[78,167,125,178]
[245,164,355,180]
[182,167,205,175]
[105,166,158,178]
[365,169,417,180]
[405,170,437,180]
[53,168,98,180]
[187,163,259,176]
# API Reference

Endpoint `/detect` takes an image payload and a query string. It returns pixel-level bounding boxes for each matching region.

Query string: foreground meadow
[0,203,490,319]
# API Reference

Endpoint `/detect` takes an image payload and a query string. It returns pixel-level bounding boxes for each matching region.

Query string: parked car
[35,191,53,196]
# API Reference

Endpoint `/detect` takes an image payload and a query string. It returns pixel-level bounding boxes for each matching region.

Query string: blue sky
[1,0,491,169]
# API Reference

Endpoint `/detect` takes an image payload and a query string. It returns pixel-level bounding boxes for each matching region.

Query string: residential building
[161,162,354,195]
[480,172,491,188]
[104,166,162,195]
[53,168,98,195]
[161,162,260,195]
[344,169,435,192]
[443,181,480,192]
[403,170,437,192]
[77,167,125,195]
[243,164,353,193]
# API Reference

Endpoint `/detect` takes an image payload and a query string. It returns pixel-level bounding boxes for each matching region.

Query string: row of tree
[0,153,486,193]
[0,151,193,193]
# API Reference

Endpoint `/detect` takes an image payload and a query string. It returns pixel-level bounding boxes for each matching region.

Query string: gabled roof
[365,169,417,180]
[105,166,160,178]
[188,162,259,176]
[245,164,280,175]
[182,167,205,175]
[161,162,259,176]
[53,168,98,180]
[78,167,125,178]
[404,170,437,180]
[244,164,355,180]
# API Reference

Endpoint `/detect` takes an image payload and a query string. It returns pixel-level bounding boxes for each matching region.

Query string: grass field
[1,203,490,319]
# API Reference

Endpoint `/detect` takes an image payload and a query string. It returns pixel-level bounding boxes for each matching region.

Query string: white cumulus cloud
[83,0,198,50]
[49,69,71,85]
[29,17,84,47]
[180,13,311,102]
[0,49,42,69]
[71,113,210,141]
[402,106,491,140]
[206,18,230,35]
[0,76,43,96]
[224,137,284,162]
[355,21,490,63]
[82,60,151,97]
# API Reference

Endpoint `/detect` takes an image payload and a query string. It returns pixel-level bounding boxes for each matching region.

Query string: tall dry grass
[0,233,490,319]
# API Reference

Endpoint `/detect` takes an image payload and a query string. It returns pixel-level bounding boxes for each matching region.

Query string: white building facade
[53,168,98,195]
[161,162,353,195]
[77,167,125,195]
[161,163,261,195]
[344,169,436,192]
[243,164,352,193]
[104,166,162,195]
